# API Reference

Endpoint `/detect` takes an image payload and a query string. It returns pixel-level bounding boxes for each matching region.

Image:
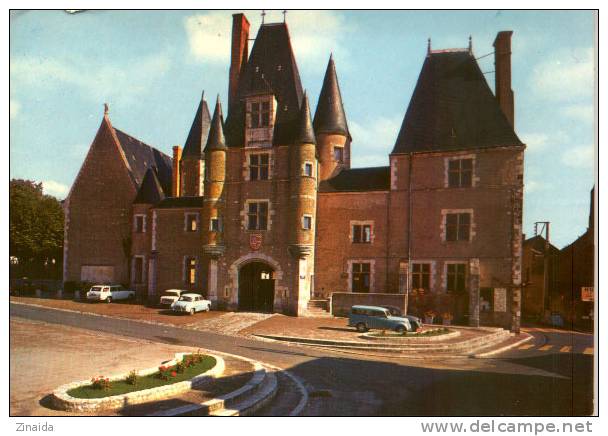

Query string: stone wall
[331,292,407,317]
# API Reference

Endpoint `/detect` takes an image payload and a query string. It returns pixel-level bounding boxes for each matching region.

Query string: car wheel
[205,305,211,312]
[128,293,135,300]
[190,308,195,315]
[356,323,368,333]
[106,297,112,304]
[395,325,406,334]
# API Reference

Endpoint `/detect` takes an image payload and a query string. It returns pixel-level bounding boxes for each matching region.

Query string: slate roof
[182,93,211,159]
[114,128,173,195]
[133,168,166,204]
[225,22,304,147]
[319,166,391,193]
[392,51,523,154]
[155,196,205,209]
[295,94,316,145]
[205,97,227,151]
[313,55,350,138]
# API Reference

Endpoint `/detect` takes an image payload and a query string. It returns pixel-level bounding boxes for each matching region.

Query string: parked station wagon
[86,285,135,303]
[348,305,412,333]
[159,289,187,307]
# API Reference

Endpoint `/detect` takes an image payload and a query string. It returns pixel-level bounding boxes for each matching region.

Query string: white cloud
[561,104,594,124]
[42,180,69,199]
[561,145,595,168]
[531,47,594,101]
[524,180,548,194]
[349,116,401,167]
[520,132,549,152]
[10,52,171,104]
[184,12,231,63]
[10,99,21,119]
[183,11,349,69]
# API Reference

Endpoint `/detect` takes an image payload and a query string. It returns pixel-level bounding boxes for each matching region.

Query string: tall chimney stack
[229,13,250,114]
[172,145,182,197]
[493,31,514,128]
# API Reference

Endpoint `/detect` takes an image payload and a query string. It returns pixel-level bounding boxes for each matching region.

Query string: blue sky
[9,10,595,248]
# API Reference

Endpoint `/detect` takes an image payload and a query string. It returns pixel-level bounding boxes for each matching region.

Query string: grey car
[348,305,412,333]
[379,305,423,330]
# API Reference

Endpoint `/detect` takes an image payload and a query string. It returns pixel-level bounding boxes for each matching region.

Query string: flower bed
[67,353,216,399]
[361,327,461,342]
[367,327,451,338]
[52,351,224,412]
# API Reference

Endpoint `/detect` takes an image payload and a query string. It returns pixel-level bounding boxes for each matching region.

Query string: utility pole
[535,221,551,321]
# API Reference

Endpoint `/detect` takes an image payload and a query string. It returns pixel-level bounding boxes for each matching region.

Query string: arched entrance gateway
[238,262,275,312]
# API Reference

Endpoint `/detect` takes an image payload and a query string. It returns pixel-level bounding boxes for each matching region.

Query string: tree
[9,179,64,279]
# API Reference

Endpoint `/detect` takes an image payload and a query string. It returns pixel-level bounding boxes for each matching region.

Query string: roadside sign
[581,287,594,302]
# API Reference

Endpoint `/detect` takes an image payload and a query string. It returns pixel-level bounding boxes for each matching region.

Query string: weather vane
[261,10,266,24]
[283,10,287,22]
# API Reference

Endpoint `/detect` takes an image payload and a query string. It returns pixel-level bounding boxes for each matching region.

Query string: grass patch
[67,354,216,399]
[369,328,450,338]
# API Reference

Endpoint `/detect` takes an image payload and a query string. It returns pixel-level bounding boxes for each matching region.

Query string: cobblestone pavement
[9,317,196,416]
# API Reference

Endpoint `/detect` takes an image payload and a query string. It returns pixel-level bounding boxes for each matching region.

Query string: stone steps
[254,328,512,356]
[147,358,287,416]
[305,299,331,317]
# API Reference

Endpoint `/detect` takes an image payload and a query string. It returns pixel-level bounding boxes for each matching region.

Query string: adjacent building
[63,13,525,329]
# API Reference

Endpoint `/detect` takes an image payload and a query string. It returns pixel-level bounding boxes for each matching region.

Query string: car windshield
[178,296,193,302]
[90,286,103,292]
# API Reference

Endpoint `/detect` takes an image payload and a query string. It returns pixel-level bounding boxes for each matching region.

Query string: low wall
[330,292,407,317]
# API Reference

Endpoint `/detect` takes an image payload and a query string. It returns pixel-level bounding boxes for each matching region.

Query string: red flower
[171,371,177,377]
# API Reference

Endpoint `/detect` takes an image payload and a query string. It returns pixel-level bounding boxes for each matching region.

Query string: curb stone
[471,332,534,358]
[51,353,225,412]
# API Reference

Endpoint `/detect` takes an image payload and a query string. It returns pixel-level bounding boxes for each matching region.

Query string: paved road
[10,303,594,416]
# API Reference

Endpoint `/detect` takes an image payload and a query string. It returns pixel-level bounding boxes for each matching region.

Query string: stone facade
[64,13,525,329]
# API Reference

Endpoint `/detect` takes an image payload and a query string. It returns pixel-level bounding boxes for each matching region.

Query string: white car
[159,289,187,307]
[86,285,135,303]
[171,293,211,315]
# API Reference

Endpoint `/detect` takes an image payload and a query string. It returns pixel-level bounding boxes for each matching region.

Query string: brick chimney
[493,31,514,128]
[172,145,182,197]
[229,13,250,113]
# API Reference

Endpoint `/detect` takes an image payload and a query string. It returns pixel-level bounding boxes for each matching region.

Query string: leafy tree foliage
[9,179,64,278]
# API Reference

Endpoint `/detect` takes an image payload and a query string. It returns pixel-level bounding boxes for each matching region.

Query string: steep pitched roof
[295,93,316,145]
[154,196,205,209]
[205,96,227,151]
[225,22,304,147]
[392,51,523,154]
[133,167,166,204]
[182,93,211,159]
[313,55,349,138]
[523,235,560,255]
[113,128,173,195]
[319,166,390,193]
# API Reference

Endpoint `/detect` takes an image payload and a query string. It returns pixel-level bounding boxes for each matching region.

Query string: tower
[202,96,227,305]
[180,92,211,196]
[313,55,350,181]
[289,94,318,315]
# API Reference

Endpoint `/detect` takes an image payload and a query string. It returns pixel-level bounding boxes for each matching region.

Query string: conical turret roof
[295,93,316,145]
[133,167,166,204]
[182,92,211,159]
[313,55,349,137]
[205,96,227,151]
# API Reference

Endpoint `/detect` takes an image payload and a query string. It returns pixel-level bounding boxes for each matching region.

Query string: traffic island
[253,326,530,358]
[51,352,225,412]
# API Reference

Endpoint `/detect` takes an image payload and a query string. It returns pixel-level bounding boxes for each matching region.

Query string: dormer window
[245,96,276,148]
[251,102,271,128]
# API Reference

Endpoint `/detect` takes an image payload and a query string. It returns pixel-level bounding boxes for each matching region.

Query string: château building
[63,13,525,329]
